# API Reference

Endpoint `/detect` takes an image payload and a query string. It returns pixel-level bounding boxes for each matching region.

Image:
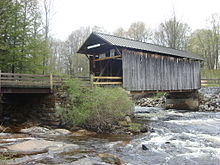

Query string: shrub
[57,78,133,132]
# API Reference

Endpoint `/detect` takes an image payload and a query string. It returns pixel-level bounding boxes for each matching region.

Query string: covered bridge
[77,32,203,92]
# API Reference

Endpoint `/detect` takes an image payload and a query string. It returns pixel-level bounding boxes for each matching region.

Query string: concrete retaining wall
[165,91,199,110]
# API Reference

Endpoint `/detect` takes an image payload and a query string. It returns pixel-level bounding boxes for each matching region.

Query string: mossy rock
[0,152,16,162]
[118,120,149,134]
[118,121,130,127]
[127,123,142,133]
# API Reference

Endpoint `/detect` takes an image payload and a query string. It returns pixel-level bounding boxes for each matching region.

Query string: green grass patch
[201,69,220,79]
[151,92,165,99]
[201,69,220,87]
[201,84,220,87]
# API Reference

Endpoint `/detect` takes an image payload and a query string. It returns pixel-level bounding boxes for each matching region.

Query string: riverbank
[0,125,131,165]
[1,107,220,164]
[1,87,220,164]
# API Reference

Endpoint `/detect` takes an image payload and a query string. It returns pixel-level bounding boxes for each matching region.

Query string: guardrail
[201,79,220,86]
[0,72,64,90]
[0,72,123,92]
[92,76,123,85]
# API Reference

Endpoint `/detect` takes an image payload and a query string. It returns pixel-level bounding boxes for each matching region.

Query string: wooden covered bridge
[0,33,202,94]
[78,32,203,92]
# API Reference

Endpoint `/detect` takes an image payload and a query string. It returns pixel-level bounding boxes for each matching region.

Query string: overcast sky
[50,0,220,40]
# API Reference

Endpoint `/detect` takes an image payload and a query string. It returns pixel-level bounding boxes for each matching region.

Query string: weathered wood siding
[122,49,201,91]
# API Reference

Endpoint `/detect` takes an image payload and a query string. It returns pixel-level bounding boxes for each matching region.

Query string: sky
[50,0,220,40]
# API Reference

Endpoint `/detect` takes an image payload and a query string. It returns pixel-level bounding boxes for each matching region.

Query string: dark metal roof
[78,32,203,60]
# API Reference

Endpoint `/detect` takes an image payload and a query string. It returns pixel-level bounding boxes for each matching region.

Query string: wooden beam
[90,74,94,87]
[0,70,1,93]
[130,89,196,94]
[0,73,49,77]
[50,73,53,90]
[94,55,122,62]
[94,76,122,79]
[93,82,122,85]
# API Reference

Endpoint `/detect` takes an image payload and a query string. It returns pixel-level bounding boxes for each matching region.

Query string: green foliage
[0,0,49,73]
[154,14,191,50]
[154,92,165,98]
[201,69,220,87]
[189,14,220,70]
[201,69,220,79]
[57,79,133,132]
[0,152,15,163]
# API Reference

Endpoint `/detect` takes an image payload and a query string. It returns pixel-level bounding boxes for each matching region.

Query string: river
[1,106,220,165]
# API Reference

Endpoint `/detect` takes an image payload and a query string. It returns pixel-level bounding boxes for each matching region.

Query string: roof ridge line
[93,32,189,53]
[87,32,203,60]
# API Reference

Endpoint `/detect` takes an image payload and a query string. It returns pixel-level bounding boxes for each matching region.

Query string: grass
[152,92,165,99]
[201,69,220,87]
[201,69,220,79]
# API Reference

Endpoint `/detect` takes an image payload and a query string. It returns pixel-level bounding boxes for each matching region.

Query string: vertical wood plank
[50,73,53,91]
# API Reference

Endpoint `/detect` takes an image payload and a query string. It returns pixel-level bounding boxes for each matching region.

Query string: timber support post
[0,70,1,93]
[90,74,94,87]
[50,73,53,91]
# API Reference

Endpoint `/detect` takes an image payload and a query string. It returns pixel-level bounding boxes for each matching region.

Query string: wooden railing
[0,72,63,89]
[201,79,220,86]
[0,71,123,92]
[92,76,123,85]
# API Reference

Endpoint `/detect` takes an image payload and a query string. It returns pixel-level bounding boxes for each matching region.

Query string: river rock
[142,144,149,150]
[197,87,220,112]
[20,126,71,136]
[0,125,7,132]
[98,153,126,165]
[136,96,165,107]
[125,116,132,123]
[0,133,28,139]
[70,158,109,165]
[140,124,149,133]
[6,139,79,154]
[54,128,71,135]
[72,129,96,136]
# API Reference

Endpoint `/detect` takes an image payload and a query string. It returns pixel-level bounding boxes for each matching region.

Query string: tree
[127,22,152,42]
[189,14,220,69]
[0,0,15,72]
[0,0,50,73]
[154,14,191,50]
[91,26,107,33]
[113,27,127,38]
[41,0,54,74]
[209,14,220,69]
[64,27,90,75]
[50,39,66,74]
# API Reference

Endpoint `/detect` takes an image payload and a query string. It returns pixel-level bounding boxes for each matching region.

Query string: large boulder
[20,126,71,136]
[98,153,126,165]
[6,139,79,154]
[70,158,109,165]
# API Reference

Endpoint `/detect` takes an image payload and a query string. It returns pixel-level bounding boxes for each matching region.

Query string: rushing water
[123,107,220,165]
[2,106,220,165]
